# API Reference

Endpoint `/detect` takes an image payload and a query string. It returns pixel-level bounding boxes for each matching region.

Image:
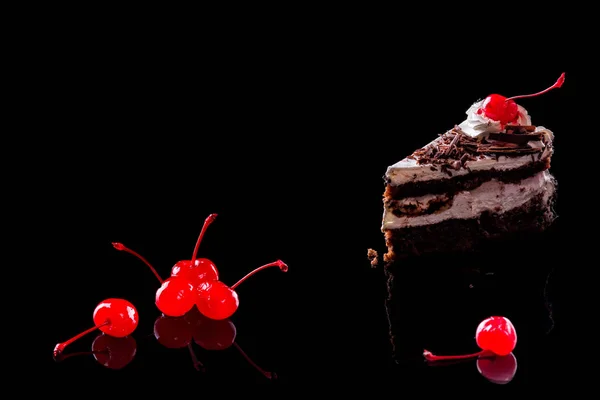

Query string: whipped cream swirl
[458,100,531,138]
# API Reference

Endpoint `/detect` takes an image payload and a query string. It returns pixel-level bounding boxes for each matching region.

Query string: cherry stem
[234,342,275,379]
[230,260,289,290]
[112,242,163,284]
[54,320,111,358]
[190,213,218,264]
[506,72,565,101]
[187,343,204,371]
[423,348,494,362]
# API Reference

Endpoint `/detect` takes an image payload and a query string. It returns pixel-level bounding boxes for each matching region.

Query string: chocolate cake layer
[384,157,550,201]
[383,188,557,261]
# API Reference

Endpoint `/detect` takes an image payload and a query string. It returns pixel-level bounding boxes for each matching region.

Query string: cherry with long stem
[54,298,138,358]
[196,260,289,321]
[233,342,276,380]
[170,213,220,285]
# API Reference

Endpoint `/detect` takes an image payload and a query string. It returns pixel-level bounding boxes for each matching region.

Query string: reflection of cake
[382,73,564,261]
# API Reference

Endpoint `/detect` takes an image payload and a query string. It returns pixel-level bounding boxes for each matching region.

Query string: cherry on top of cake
[407,73,565,168]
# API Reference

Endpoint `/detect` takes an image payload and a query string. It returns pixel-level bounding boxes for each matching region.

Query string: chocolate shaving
[488,132,542,145]
[505,125,536,132]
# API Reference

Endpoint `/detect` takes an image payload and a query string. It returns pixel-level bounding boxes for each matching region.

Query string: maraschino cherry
[53,298,139,358]
[170,213,220,286]
[113,242,196,317]
[113,213,220,317]
[54,333,137,370]
[423,316,517,361]
[196,260,289,320]
[477,352,517,384]
[480,72,565,126]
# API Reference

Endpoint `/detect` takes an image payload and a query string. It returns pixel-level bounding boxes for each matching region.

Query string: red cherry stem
[190,213,218,265]
[54,320,111,357]
[187,343,205,371]
[112,242,163,284]
[230,260,289,290]
[423,348,495,362]
[506,72,565,101]
[233,342,275,379]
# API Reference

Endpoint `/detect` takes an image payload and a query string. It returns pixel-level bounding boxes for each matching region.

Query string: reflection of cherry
[196,260,288,320]
[476,353,517,384]
[424,316,517,361]
[185,306,236,350]
[154,314,192,349]
[54,298,138,358]
[184,308,275,379]
[54,333,137,370]
[92,334,137,369]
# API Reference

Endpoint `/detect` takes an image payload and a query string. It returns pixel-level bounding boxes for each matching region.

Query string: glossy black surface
[39,48,579,390]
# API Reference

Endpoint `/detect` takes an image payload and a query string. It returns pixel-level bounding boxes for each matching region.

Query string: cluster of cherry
[55,307,275,379]
[54,213,287,367]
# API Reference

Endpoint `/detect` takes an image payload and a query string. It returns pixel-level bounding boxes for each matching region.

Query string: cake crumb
[367,248,379,268]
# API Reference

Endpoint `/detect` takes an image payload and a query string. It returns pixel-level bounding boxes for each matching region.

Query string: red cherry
[196,280,239,321]
[54,333,137,370]
[481,94,519,125]
[53,298,138,358]
[171,213,219,285]
[475,316,517,356]
[476,352,517,384]
[113,242,195,317]
[481,72,565,126]
[171,258,219,286]
[155,277,196,317]
[195,260,289,320]
[423,316,517,362]
[153,314,193,349]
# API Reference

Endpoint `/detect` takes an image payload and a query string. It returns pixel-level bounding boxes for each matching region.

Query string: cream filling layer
[382,170,555,230]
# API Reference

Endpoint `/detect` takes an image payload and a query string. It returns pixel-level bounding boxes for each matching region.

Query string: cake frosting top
[458,100,531,138]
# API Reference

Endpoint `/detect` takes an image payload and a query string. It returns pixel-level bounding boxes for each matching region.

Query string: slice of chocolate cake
[382,73,564,261]
[381,73,566,365]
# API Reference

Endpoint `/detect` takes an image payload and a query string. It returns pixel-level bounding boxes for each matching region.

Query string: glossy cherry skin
[92,333,137,370]
[93,298,139,337]
[475,316,517,356]
[481,94,519,125]
[155,276,196,317]
[171,258,219,286]
[153,314,192,349]
[477,353,517,384]
[185,306,237,350]
[196,280,239,320]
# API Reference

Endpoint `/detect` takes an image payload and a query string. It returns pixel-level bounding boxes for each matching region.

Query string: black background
[32,25,584,391]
